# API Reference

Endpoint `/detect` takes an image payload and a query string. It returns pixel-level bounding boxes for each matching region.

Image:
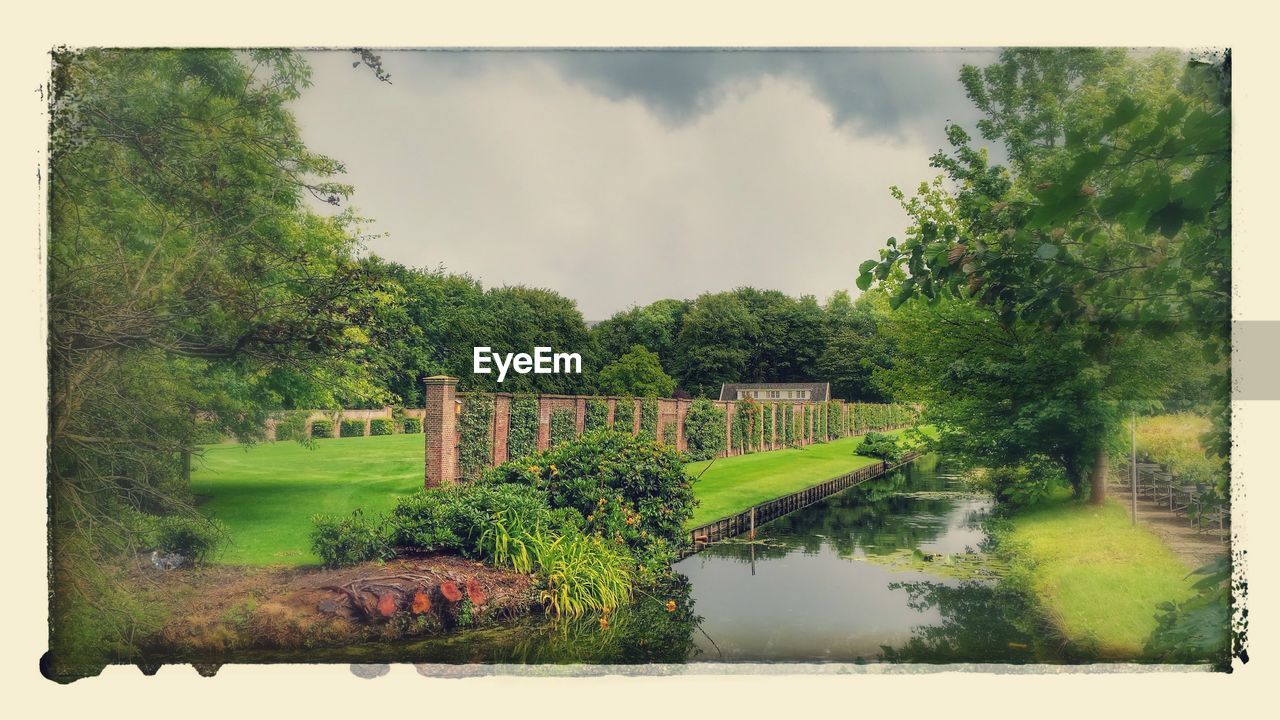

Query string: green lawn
[195,429,913,565]
[1005,497,1199,657]
[192,433,424,565]
[685,432,901,528]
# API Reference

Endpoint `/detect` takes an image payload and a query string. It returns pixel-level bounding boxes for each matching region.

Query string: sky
[290,49,1001,320]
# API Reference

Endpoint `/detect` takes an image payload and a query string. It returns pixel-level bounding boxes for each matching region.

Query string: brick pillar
[575,397,587,435]
[536,398,551,450]
[424,376,458,488]
[492,395,511,465]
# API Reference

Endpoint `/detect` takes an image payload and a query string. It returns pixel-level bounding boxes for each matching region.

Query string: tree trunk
[1087,444,1108,505]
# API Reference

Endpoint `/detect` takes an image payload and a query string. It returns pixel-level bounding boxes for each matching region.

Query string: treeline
[354,256,897,407]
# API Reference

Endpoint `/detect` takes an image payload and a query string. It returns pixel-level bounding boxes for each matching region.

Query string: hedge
[549,407,577,448]
[762,403,774,447]
[507,394,540,460]
[584,398,610,432]
[660,419,676,446]
[684,398,727,461]
[370,418,394,436]
[402,417,422,434]
[340,419,366,437]
[458,394,494,481]
[638,397,659,439]
[311,419,333,439]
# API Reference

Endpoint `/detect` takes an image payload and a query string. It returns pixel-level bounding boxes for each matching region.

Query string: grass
[1004,495,1199,658]
[685,432,905,528]
[192,433,424,565]
[195,428,920,565]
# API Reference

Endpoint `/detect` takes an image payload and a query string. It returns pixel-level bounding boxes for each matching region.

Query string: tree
[597,345,676,397]
[673,291,759,397]
[590,298,689,374]
[818,290,894,401]
[47,49,386,675]
[858,49,1230,503]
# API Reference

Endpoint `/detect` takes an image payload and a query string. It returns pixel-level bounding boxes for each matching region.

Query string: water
[671,454,1052,663]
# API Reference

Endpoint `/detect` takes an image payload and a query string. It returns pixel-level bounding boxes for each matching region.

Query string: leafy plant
[859,431,904,462]
[638,397,660,440]
[401,417,422,434]
[145,515,228,563]
[1145,556,1233,666]
[310,419,333,439]
[458,393,494,480]
[584,398,610,432]
[549,407,577,448]
[369,418,394,436]
[733,397,756,453]
[340,419,365,437]
[310,509,394,568]
[683,398,727,462]
[507,394,540,460]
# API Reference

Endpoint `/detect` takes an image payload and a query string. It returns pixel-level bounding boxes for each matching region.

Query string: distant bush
[145,515,228,564]
[507,395,540,460]
[638,397,659,439]
[370,418,394,436]
[310,419,333,438]
[1135,413,1227,492]
[858,431,903,462]
[310,509,394,568]
[340,419,366,437]
[683,398,726,461]
[273,411,310,442]
[402,417,422,434]
[549,407,577,448]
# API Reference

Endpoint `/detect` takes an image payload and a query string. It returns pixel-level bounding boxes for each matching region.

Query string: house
[718,382,831,402]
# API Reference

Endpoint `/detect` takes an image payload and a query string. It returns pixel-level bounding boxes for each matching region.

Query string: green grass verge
[1004,496,1199,658]
[192,433,423,565]
[685,431,910,528]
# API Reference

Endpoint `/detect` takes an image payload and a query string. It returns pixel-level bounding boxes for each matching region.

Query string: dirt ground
[128,553,537,655]
[1110,487,1229,570]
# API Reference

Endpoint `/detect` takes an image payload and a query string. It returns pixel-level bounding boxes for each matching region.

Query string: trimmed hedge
[340,419,366,437]
[402,417,422,434]
[683,398,727,461]
[311,419,333,439]
[638,397,659,439]
[370,418,394,436]
[549,407,577,448]
[584,398,610,432]
[458,394,494,481]
[507,395,540,460]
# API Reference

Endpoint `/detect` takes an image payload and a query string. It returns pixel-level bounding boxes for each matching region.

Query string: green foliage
[828,402,843,439]
[584,398,611,432]
[389,483,581,556]
[683,398,727,462]
[507,395,540,460]
[858,431,904,462]
[597,345,675,397]
[479,512,634,620]
[549,407,577,448]
[974,461,1062,507]
[458,393,494,480]
[309,509,394,568]
[271,411,310,443]
[310,420,333,439]
[401,417,422,434]
[732,397,756,453]
[484,431,696,568]
[762,403,774,446]
[369,418,394,436]
[1135,413,1227,494]
[638,397,660,440]
[144,515,228,563]
[660,420,676,446]
[1145,556,1233,666]
[782,404,794,446]
[340,419,366,437]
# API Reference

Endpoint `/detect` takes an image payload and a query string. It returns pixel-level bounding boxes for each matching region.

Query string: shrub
[660,420,676,446]
[310,419,333,438]
[401,417,422,434]
[483,431,696,567]
[1135,413,1227,491]
[370,418,394,436]
[549,407,577,448]
[762,403,774,446]
[858,431,903,462]
[193,419,227,445]
[145,515,228,563]
[683,398,727,461]
[507,395,539,460]
[733,398,756,453]
[272,411,310,442]
[638,397,660,439]
[310,509,394,568]
[458,393,494,480]
[973,460,1062,507]
[340,419,366,437]
[584,398,610,432]
[782,404,794,445]
[389,483,582,555]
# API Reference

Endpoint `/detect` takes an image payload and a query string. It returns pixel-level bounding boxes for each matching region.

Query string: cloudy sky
[290,49,1000,320]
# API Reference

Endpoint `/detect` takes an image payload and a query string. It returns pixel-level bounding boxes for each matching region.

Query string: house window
[768,390,780,399]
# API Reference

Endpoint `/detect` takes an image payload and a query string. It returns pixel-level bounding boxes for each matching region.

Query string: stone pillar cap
[424,375,459,384]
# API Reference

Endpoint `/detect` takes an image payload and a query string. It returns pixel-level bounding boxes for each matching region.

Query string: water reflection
[674,454,1053,663]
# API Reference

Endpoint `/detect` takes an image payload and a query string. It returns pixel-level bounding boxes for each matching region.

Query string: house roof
[719,382,831,402]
